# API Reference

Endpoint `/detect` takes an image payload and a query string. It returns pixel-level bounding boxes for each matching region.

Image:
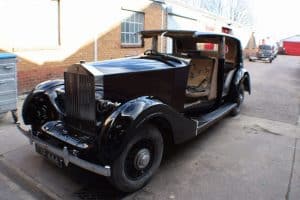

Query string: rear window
[196,43,219,52]
[259,45,272,50]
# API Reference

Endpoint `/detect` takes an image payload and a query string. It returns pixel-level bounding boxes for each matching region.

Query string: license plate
[35,144,63,168]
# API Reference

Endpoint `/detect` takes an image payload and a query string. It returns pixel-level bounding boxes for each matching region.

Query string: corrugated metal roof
[282,35,300,42]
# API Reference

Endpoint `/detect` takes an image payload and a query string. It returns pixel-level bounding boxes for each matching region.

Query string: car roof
[140,29,240,42]
[140,30,195,38]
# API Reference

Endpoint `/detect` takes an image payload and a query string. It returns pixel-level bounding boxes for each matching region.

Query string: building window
[121,10,144,46]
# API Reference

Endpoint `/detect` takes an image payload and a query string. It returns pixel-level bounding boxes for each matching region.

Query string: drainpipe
[160,31,167,52]
[94,34,98,61]
[51,0,61,45]
[160,3,168,53]
[57,0,61,45]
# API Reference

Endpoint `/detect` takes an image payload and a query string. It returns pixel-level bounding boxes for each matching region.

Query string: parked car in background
[18,30,251,192]
[249,44,277,63]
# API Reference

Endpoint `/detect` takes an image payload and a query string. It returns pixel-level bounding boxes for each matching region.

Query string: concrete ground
[0,55,299,200]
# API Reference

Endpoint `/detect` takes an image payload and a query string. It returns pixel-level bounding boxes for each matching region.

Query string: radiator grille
[64,71,96,135]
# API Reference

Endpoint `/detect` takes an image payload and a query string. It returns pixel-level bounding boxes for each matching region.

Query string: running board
[193,103,237,135]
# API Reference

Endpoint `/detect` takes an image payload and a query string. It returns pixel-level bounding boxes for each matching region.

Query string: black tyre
[268,58,272,63]
[231,82,245,116]
[11,110,18,123]
[109,124,164,192]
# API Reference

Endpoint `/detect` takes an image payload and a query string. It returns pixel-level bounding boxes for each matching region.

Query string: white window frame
[121,10,144,46]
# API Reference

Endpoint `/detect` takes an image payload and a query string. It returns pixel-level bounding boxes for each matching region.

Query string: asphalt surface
[242,56,300,124]
[0,55,299,200]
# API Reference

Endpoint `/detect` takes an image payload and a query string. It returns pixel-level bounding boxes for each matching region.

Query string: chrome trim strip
[16,124,111,177]
[41,121,89,150]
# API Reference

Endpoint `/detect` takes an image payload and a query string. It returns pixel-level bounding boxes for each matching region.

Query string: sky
[252,0,300,41]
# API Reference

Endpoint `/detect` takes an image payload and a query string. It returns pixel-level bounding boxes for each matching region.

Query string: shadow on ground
[65,120,218,200]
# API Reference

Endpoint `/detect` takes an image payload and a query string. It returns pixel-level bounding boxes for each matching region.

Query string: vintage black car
[249,44,277,63]
[18,30,251,192]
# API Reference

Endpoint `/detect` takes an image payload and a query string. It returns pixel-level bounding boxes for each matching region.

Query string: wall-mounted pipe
[94,34,98,61]
[160,3,168,53]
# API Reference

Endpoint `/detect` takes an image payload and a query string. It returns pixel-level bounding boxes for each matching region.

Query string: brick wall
[16,2,163,93]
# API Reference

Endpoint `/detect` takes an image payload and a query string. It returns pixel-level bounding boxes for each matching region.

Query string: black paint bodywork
[22,79,64,125]
[22,31,251,166]
[98,96,196,162]
[92,57,189,111]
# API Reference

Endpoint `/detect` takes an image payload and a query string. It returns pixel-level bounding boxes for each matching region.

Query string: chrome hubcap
[134,148,151,170]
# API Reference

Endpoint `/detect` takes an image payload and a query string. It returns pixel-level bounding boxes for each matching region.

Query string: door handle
[4,65,14,69]
[0,79,12,84]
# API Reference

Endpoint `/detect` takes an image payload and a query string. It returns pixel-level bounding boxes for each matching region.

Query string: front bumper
[249,56,271,61]
[257,56,271,59]
[16,123,111,177]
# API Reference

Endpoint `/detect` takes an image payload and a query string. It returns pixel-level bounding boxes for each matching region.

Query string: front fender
[98,96,196,162]
[34,79,64,92]
[22,79,64,124]
[98,97,162,161]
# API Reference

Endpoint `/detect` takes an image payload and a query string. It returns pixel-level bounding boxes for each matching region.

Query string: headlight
[96,99,120,114]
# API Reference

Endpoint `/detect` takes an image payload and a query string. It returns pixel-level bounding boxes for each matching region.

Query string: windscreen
[259,45,272,50]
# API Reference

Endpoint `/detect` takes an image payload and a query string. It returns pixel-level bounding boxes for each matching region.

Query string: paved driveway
[0,55,299,200]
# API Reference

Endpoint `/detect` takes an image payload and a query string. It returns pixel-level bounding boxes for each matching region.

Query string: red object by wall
[204,43,214,50]
[283,41,300,56]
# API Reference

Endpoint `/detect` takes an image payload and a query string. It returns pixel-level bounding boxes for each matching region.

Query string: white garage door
[166,15,198,53]
[167,15,198,30]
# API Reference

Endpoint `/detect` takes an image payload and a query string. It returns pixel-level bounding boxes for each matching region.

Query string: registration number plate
[35,144,63,168]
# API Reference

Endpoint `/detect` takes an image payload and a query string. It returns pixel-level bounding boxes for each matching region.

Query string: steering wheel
[144,49,158,55]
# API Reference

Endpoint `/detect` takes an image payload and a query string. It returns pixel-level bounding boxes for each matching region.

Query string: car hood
[64,56,189,111]
[89,57,186,75]
[89,56,188,110]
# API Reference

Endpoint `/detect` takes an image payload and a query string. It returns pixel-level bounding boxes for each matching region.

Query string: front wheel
[109,124,164,192]
[231,83,245,116]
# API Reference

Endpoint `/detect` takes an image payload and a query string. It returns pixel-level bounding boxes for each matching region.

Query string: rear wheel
[109,124,164,192]
[231,82,245,116]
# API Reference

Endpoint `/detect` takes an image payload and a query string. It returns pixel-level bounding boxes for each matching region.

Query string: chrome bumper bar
[16,123,111,177]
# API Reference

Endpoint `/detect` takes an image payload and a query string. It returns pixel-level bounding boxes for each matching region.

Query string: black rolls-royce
[18,30,251,192]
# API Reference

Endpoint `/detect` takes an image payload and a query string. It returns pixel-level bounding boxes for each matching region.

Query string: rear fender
[233,68,251,94]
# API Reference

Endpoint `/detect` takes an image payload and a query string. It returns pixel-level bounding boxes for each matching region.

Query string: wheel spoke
[124,139,154,180]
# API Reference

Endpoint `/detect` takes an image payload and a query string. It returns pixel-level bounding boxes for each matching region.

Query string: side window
[196,43,218,52]
[225,38,238,63]
[121,10,144,46]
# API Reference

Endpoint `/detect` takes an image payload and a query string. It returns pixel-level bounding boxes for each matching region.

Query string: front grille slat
[64,70,96,136]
